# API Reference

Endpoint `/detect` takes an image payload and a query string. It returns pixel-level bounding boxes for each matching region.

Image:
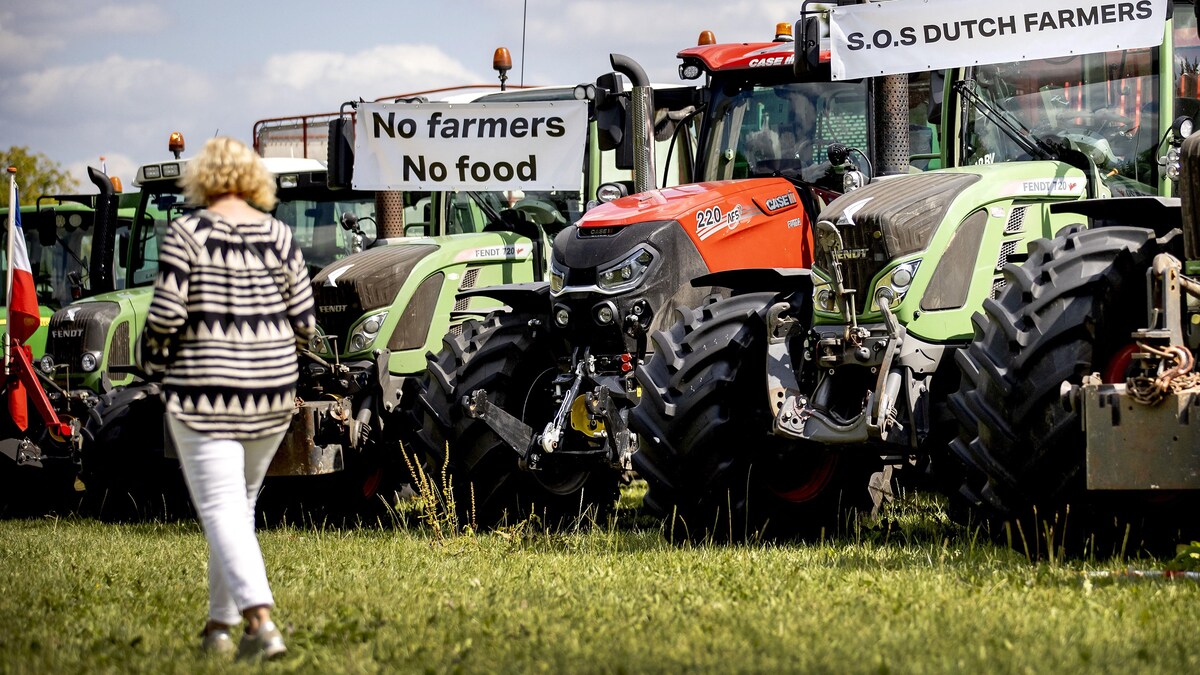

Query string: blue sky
[0,0,798,191]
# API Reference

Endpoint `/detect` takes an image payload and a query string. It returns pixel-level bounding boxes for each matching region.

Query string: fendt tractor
[631,1,1200,544]
[21,134,380,517]
[950,5,1200,554]
[1,172,135,358]
[1,169,133,511]
[410,20,939,529]
[284,61,702,516]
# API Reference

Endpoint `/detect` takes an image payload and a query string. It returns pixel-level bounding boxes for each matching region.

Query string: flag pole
[5,168,16,377]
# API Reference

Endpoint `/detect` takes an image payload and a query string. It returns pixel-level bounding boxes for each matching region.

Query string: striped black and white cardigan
[140,210,316,439]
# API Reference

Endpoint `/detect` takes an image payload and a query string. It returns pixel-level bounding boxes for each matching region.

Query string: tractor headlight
[549,259,566,295]
[39,355,55,374]
[813,280,838,313]
[348,310,388,354]
[597,246,655,293]
[80,352,99,372]
[310,328,332,356]
[877,260,921,308]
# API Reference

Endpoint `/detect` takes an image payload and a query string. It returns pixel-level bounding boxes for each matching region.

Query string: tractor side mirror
[793,16,822,76]
[594,71,635,170]
[327,114,355,190]
[33,209,57,246]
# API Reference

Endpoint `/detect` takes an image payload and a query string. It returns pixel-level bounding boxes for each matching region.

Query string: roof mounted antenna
[520,0,527,87]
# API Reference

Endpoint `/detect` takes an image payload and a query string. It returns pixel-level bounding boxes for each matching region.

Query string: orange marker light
[493,47,512,74]
[697,30,716,46]
[168,131,185,158]
[493,47,512,90]
[110,176,123,192]
[774,22,794,42]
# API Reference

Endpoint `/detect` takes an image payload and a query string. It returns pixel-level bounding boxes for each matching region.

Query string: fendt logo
[831,248,869,261]
[319,304,349,314]
[52,328,84,338]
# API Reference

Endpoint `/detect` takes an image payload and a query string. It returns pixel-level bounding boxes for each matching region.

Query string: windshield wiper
[466,191,506,228]
[954,80,1057,161]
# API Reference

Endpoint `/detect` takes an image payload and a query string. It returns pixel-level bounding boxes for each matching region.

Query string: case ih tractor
[631,1,1198,542]
[409,22,935,529]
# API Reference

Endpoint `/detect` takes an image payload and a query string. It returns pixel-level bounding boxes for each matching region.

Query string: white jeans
[167,415,284,625]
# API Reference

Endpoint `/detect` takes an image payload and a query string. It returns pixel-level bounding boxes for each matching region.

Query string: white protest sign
[352,100,588,191]
[829,0,1167,81]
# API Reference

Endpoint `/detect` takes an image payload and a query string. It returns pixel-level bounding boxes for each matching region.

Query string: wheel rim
[521,366,592,496]
[766,452,839,503]
[361,467,383,499]
[1103,343,1140,384]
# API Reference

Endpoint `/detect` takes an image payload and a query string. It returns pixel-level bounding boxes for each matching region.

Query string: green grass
[1,488,1198,674]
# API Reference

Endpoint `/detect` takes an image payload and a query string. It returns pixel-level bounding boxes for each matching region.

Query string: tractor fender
[1050,196,1181,238]
[691,268,812,296]
[456,281,551,315]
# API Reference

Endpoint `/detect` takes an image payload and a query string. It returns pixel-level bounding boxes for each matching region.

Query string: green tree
[0,146,79,205]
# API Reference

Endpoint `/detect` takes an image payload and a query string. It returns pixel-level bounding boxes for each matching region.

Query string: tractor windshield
[960,46,1161,195]
[0,205,123,310]
[127,175,388,287]
[698,74,870,186]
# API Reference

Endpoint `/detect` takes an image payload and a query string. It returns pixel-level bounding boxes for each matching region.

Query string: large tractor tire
[631,293,875,543]
[77,384,193,522]
[412,310,620,530]
[949,226,1196,555]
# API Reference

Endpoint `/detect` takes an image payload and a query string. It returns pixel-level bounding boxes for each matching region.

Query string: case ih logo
[764,192,797,212]
[319,304,349,314]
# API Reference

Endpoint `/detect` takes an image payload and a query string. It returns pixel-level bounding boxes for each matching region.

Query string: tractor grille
[459,267,480,291]
[995,240,1019,272]
[992,278,1008,299]
[309,244,438,350]
[821,217,889,300]
[108,321,132,368]
[453,297,470,312]
[45,301,120,375]
[1005,206,1027,234]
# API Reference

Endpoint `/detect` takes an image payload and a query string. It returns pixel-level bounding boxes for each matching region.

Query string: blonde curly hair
[179,136,277,211]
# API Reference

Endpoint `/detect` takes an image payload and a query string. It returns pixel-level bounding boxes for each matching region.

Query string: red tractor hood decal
[579,179,795,228]
[577,177,815,272]
[677,41,795,72]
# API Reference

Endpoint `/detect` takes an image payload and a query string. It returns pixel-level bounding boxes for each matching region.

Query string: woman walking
[139,137,315,660]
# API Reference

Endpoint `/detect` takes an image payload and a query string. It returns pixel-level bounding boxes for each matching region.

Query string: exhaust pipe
[88,167,117,294]
[875,75,911,176]
[610,54,657,194]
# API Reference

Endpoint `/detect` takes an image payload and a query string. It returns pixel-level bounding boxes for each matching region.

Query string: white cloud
[0,12,62,70]
[260,44,484,99]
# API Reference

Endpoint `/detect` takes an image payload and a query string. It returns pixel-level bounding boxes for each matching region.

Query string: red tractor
[409,19,928,527]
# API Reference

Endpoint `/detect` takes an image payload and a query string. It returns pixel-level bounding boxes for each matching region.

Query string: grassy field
[1,486,1198,674]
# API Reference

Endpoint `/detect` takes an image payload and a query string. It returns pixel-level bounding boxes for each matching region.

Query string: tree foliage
[0,146,79,205]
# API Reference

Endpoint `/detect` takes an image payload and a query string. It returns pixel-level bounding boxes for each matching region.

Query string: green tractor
[24,139,380,517]
[949,6,1200,554]
[276,69,700,516]
[1,169,133,512]
[630,2,1197,542]
[1,171,135,358]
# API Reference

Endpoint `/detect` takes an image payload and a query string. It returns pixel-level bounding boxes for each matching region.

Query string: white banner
[830,0,1167,81]
[352,100,588,191]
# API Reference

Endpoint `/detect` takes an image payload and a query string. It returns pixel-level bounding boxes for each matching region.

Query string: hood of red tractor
[576,178,815,271]
[677,41,795,72]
